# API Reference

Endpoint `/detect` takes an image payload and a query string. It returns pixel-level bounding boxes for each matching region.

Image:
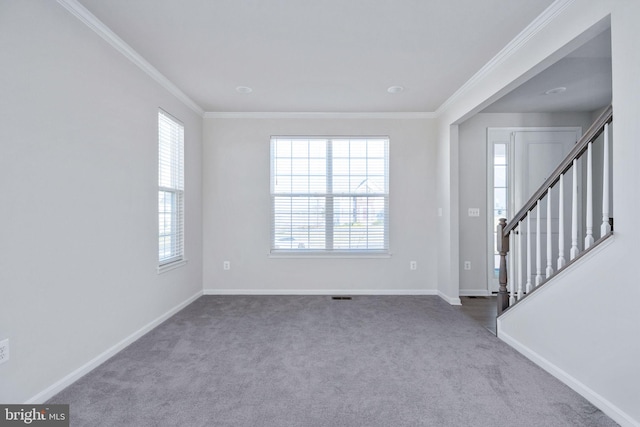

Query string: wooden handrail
[504,105,612,235]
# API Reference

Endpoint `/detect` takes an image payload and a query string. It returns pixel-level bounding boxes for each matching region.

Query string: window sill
[268,251,391,259]
[157,258,188,274]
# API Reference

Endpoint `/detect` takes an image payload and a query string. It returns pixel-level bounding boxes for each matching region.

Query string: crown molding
[203,111,437,119]
[57,0,205,117]
[57,0,574,121]
[435,0,576,116]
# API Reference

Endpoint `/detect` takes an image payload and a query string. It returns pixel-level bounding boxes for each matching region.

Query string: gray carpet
[49,296,616,426]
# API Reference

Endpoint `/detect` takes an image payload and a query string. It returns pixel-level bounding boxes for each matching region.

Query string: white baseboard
[203,288,438,296]
[204,288,462,307]
[437,291,462,305]
[26,290,203,404]
[459,289,492,296]
[498,329,638,427]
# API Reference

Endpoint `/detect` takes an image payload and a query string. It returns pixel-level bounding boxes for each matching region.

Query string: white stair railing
[585,141,594,249]
[570,159,579,260]
[497,106,613,315]
[557,173,566,270]
[546,192,553,279]
[601,123,612,236]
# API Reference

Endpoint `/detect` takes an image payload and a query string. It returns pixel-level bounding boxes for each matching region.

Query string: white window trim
[158,109,185,271]
[157,258,188,274]
[267,252,392,259]
[270,136,390,257]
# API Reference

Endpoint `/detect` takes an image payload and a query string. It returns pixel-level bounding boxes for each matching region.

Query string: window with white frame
[158,110,184,265]
[492,142,508,277]
[271,137,389,254]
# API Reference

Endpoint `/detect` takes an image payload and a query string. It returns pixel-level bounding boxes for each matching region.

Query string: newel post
[497,218,510,315]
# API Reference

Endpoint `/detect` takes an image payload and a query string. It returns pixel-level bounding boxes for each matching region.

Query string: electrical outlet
[468,208,480,217]
[464,261,471,270]
[223,261,231,270]
[0,339,9,365]
[410,261,417,270]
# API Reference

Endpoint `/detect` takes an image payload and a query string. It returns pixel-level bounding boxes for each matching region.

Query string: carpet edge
[498,329,637,427]
[27,290,203,404]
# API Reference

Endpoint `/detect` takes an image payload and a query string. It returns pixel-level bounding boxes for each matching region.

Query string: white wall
[202,118,438,294]
[435,123,460,304]
[434,0,639,425]
[457,112,595,295]
[0,1,203,403]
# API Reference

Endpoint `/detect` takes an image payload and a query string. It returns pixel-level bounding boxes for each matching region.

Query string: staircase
[495,105,613,315]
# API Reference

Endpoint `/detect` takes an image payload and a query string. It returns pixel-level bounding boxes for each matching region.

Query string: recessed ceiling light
[236,86,253,94]
[544,87,566,95]
[387,86,404,94]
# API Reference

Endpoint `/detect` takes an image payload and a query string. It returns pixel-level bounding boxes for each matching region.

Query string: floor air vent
[331,296,352,300]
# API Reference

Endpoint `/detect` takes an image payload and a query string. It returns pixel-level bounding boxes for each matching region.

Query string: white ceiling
[482,28,612,113]
[77,0,556,113]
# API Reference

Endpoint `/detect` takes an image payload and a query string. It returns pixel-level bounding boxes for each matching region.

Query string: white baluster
[546,191,553,278]
[585,142,594,249]
[601,123,612,237]
[517,221,523,300]
[526,213,532,293]
[509,232,516,306]
[570,159,579,260]
[557,174,566,269]
[535,201,542,286]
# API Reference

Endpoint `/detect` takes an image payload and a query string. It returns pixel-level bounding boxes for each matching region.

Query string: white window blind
[158,110,184,265]
[271,137,389,254]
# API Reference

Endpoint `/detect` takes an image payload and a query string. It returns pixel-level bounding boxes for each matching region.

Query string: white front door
[487,128,581,293]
